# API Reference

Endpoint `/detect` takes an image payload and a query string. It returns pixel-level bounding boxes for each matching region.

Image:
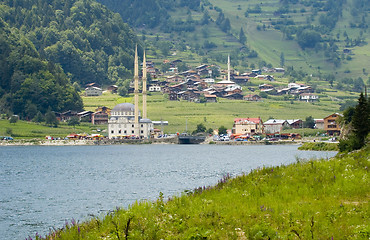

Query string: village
[49,55,341,143]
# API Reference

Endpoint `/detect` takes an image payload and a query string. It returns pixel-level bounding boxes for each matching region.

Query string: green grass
[42,145,369,239]
[298,142,339,151]
[82,92,342,134]
[0,120,103,139]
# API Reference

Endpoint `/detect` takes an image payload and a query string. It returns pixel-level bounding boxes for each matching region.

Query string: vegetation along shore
[31,145,369,240]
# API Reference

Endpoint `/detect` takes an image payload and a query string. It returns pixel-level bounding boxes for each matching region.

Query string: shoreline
[0,138,314,146]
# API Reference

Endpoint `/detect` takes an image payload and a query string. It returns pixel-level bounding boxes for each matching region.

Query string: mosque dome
[112,103,135,113]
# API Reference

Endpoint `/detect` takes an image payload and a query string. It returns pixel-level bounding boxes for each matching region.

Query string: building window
[141,124,143,127]
[124,130,127,134]
[111,130,114,134]
[132,130,134,134]
[119,130,121,134]
[141,130,143,134]
[132,124,134,127]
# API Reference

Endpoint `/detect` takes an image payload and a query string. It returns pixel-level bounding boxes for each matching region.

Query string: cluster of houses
[230,113,342,139]
[258,82,319,102]
[84,58,319,104]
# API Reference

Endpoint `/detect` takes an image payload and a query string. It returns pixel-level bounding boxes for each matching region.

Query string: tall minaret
[142,50,147,119]
[134,45,139,135]
[227,55,231,81]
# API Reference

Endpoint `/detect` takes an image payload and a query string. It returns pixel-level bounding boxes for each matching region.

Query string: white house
[300,93,319,102]
[263,119,289,134]
[85,86,103,96]
[149,85,162,92]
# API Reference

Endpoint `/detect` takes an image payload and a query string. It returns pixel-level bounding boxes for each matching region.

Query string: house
[244,94,262,101]
[274,68,285,73]
[252,69,262,75]
[204,94,217,103]
[149,85,161,92]
[324,113,342,135]
[259,83,274,90]
[263,119,289,134]
[107,85,118,93]
[231,75,249,84]
[59,110,77,121]
[169,92,178,101]
[203,78,215,84]
[85,82,100,88]
[232,117,264,136]
[77,111,93,122]
[95,106,111,115]
[92,111,109,125]
[300,93,319,102]
[92,106,111,125]
[224,92,244,100]
[314,119,325,129]
[286,119,302,129]
[167,75,184,83]
[214,79,236,88]
[85,86,103,96]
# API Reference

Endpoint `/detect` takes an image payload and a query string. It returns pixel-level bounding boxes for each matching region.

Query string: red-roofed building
[232,117,264,136]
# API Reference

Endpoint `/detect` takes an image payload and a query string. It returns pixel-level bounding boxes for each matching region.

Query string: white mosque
[108,46,153,139]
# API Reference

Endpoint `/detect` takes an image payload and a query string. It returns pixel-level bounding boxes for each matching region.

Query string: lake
[0,144,337,239]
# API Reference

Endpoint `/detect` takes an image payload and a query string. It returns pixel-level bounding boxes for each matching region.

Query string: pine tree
[239,27,247,44]
[351,92,369,148]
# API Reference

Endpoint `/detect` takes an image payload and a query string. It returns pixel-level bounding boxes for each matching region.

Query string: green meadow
[0,120,102,139]
[83,91,341,134]
[42,144,369,240]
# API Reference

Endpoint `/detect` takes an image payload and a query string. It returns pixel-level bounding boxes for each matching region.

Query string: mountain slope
[0,0,140,86]
[0,18,83,118]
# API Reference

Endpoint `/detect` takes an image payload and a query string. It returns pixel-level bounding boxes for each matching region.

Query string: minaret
[142,50,147,119]
[227,55,231,81]
[134,45,139,135]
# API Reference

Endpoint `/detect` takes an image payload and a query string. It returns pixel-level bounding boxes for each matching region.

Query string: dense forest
[0,18,83,119]
[0,0,140,86]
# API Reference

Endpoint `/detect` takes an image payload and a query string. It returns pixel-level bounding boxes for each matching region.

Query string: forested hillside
[0,18,83,119]
[0,0,140,86]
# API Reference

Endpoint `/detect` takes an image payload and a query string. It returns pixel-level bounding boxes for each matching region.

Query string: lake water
[0,144,337,239]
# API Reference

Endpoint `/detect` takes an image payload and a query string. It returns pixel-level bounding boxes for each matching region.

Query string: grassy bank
[298,142,339,151]
[41,146,369,240]
[0,120,105,139]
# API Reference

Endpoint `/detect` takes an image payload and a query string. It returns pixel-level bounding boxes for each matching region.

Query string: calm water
[0,144,336,239]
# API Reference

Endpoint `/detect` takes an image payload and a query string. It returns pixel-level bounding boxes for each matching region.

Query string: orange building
[324,113,342,135]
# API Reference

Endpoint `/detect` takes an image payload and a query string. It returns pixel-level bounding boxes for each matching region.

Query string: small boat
[178,133,206,144]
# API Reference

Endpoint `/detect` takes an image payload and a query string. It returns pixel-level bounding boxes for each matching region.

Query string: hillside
[99,0,369,87]
[40,145,369,239]
[0,19,83,118]
[0,0,140,87]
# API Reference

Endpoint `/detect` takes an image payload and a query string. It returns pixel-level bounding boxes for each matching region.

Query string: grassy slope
[0,120,104,139]
[158,0,370,79]
[44,145,369,239]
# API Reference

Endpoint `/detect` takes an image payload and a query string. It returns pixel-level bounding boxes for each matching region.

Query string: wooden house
[324,113,342,135]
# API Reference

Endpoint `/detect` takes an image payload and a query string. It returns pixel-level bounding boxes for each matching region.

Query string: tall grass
[40,145,369,239]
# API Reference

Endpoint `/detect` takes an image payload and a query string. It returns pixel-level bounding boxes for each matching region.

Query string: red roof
[234,118,262,124]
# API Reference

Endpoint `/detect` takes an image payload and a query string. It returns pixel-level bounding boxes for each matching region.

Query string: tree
[351,92,369,148]
[304,116,315,128]
[193,123,207,134]
[218,126,227,135]
[339,92,369,152]
[68,116,80,128]
[45,109,58,127]
[33,111,44,124]
[9,116,18,124]
[239,27,247,44]
[280,52,285,67]
[297,30,321,49]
